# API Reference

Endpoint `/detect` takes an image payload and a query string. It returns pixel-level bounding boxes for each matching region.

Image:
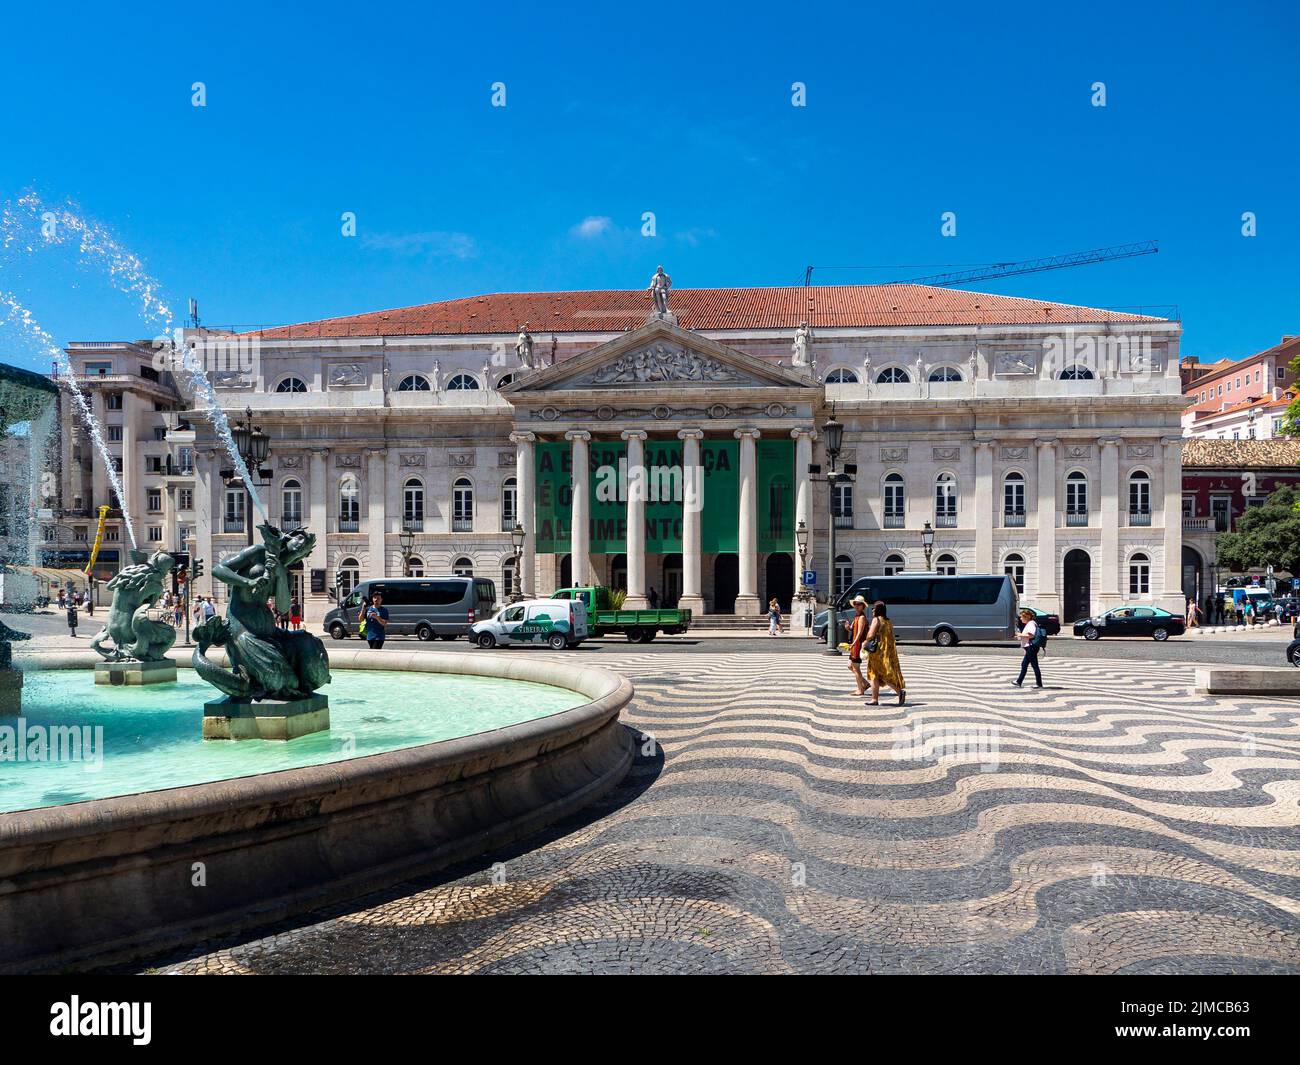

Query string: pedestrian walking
[767,597,783,636]
[173,600,184,628]
[1012,607,1045,688]
[844,595,869,696]
[66,602,78,638]
[202,596,217,621]
[648,587,659,609]
[1186,597,1200,629]
[364,592,389,650]
[290,596,302,631]
[865,600,905,706]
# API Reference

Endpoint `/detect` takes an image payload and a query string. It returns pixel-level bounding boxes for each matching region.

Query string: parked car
[1287,637,1300,667]
[1073,605,1185,641]
[324,576,497,640]
[1016,606,1061,636]
[471,598,588,650]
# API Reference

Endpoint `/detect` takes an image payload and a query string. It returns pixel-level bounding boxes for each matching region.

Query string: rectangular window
[177,447,193,473]
[225,490,246,532]
[153,426,167,441]
[148,526,163,542]
[107,393,122,410]
[84,361,112,375]
[178,488,193,510]
[145,456,163,473]
[108,426,122,442]
[147,489,162,512]
[1129,562,1150,595]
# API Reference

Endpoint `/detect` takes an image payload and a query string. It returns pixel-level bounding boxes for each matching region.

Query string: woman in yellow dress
[865,600,906,706]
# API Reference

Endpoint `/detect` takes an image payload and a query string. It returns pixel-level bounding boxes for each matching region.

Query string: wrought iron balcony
[1003,509,1026,527]
[451,518,473,533]
[883,513,905,529]
[1129,509,1152,527]
[403,517,425,532]
[833,513,854,529]
[1066,509,1089,527]
[338,518,359,533]
[934,513,957,528]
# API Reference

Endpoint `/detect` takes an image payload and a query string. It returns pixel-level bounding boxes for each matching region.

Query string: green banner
[757,438,795,553]
[536,438,762,555]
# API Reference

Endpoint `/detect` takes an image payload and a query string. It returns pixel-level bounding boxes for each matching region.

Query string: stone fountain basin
[0,649,634,973]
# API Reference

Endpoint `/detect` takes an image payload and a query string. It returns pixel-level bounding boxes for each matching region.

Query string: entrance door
[713,553,739,614]
[661,553,682,607]
[1063,549,1092,622]
[1181,546,1201,603]
[559,554,571,591]
[764,553,794,613]
[609,554,627,595]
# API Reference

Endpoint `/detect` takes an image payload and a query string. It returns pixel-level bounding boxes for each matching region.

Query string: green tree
[1215,485,1300,575]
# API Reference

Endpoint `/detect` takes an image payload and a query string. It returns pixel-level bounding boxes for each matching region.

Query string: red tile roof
[241,284,1165,340]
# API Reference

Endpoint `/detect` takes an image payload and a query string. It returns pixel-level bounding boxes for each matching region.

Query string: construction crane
[802,240,1158,288]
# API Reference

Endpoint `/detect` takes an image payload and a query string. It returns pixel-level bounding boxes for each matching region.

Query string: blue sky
[0,0,1296,371]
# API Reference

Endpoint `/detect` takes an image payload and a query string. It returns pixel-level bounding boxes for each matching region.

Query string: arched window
[281,478,303,529]
[1128,552,1150,595]
[1059,365,1095,380]
[405,555,424,578]
[1128,470,1151,524]
[403,478,425,531]
[929,366,963,383]
[338,474,360,531]
[834,553,854,598]
[501,476,518,531]
[502,556,517,598]
[935,552,958,576]
[453,556,474,578]
[337,557,361,597]
[398,374,430,392]
[1003,471,1026,526]
[883,473,905,528]
[876,366,910,385]
[934,472,957,527]
[448,373,480,391]
[1066,471,1089,525]
[497,373,515,388]
[825,367,859,384]
[276,376,308,393]
[883,552,906,576]
[1003,553,1025,594]
[452,477,474,531]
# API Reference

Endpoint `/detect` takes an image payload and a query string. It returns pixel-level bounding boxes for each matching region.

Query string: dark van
[323,576,497,641]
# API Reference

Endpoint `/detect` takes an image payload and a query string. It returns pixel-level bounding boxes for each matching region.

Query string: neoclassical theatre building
[183,280,1187,621]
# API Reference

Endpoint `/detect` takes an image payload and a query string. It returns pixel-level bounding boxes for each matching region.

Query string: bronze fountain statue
[91,550,178,663]
[194,523,330,738]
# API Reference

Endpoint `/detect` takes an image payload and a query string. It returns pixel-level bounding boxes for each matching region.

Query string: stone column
[734,427,762,616]
[791,428,816,602]
[677,429,705,615]
[1099,437,1122,605]
[621,429,648,608]
[194,448,216,597]
[565,430,591,587]
[1161,435,1184,612]
[121,390,140,547]
[510,431,536,598]
[367,448,387,577]
[974,440,994,574]
[90,389,107,513]
[1035,438,1059,612]
[308,448,329,599]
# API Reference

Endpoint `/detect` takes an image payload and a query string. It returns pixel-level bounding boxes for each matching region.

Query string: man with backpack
[1012,607,1045,688]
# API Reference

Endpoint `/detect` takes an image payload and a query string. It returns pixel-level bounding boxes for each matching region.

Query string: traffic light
[192,558,204,581]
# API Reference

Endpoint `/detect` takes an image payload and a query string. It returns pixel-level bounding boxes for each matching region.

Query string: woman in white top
[1012,608,1043,688]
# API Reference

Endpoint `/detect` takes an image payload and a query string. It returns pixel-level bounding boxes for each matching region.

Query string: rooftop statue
[193,523,330,701]
[648,265,672,317]
[90,550,178,662]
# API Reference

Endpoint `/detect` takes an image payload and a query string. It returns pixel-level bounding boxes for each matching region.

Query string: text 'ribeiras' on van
[472,599,589,650]
[324,577,497,641]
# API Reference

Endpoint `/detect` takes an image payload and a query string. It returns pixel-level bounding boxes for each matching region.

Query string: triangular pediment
[501,319,816,393]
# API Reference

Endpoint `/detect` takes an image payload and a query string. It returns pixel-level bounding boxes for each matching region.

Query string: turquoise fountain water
[0,668,584,813]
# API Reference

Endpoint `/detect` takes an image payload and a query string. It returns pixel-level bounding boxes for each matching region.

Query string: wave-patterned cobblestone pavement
[163,652,1300,974]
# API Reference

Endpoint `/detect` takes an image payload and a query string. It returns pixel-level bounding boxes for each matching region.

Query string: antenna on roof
[187,298,201,328]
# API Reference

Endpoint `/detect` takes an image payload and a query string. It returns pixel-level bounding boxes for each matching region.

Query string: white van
[471,598,589,650]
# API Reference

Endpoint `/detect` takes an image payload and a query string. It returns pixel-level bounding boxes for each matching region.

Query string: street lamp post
[229,407,270,547]
[399,526,415,577]
[922,521,935,571]
[510,522,525,602]
[822,414,844,655]
[795,518,811,633]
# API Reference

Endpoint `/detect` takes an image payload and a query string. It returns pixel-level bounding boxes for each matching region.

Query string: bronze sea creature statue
[90,550,178,662]
[193,523,330,701]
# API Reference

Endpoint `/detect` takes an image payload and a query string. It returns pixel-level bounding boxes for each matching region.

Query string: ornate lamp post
[399,525,415,577]
[228,407,270,547]
[922,521,935,571]
[822,413,844,655]
[795,518,811,633]
[510,521,526,602]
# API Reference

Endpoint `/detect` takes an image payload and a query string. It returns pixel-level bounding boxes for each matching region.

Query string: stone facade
[172,288,1187,621]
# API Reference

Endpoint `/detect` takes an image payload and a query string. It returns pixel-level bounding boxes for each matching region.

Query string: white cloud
[361,230,477,260]
[570,215,613,239]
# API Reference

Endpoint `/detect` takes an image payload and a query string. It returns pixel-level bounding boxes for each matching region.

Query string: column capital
[366,447,387,458]
[620,429,648,442]
[790,427,818,441]
[1160,435,1184,448]
[733,427,762,440]
[1098,436,1123,449]
[309,447,331,457]
[564,430,591,443]
[676,428,704,442]
[1034,437,1058,449]
[974,438,995,450]
[509,430,536,445]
